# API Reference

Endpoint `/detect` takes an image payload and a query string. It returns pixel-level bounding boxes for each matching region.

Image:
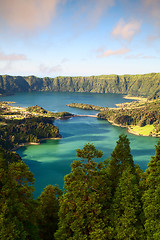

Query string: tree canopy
[0,135,160,239]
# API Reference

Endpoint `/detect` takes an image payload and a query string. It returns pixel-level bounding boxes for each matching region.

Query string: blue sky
[0,0,160,77]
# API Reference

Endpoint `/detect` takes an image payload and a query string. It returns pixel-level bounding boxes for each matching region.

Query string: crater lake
[1,91,158,197]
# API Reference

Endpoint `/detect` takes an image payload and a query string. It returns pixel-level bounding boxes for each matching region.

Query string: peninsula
[67,98,160,137]
[66,103,108,111]
[0,102,73,150]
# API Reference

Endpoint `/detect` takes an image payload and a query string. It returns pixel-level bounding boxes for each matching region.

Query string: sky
[0,0,160,77]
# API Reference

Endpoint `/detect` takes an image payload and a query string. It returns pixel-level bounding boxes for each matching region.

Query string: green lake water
[1,92,158,197]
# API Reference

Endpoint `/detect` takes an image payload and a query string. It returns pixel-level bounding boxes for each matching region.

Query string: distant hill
[0,73,160,98]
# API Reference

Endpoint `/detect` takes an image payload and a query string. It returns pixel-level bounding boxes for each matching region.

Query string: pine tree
[0,148,39,240]
[107,134,135,194]
[55,143,112,240]
[111,166,144,240]
[142,140,160,239]
[37,185,62,240]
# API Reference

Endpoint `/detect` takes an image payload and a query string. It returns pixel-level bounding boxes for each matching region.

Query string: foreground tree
[0,148,39,240]
[107,134,135,194]
[142,140,160,239]
[37,185,62,240]
[55,143,112,240]
[111,166,144,239]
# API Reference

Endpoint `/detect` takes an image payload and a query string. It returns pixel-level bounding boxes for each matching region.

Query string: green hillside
[0,73,160,98]
[98,98,160,137]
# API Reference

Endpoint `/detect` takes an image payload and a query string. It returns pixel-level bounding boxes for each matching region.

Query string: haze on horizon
[0,0,160,77]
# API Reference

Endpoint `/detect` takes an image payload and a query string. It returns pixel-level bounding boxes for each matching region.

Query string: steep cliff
[0,73,160,98]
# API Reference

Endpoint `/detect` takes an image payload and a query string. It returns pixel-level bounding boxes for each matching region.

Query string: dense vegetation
[66,99,160,136]
[0,102,73,120]
[67,103,107,111]
[26,105,73,119]
[1,73,160,98]
[97,99,160,137]
[1,135,160,239]
[0,102,75,150]
[0,117,60,150]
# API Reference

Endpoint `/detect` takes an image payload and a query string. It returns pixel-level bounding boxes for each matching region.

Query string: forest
[0,102,74,150]
[0,134,160,240]
[66,103,108,111]
[0,117,60,150]
[97,99,160,137]
[66,99,160,137]
[0,73,160,99]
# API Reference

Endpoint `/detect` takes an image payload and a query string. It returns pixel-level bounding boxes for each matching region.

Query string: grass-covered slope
[97,99,160,137]
[0,73,160,98]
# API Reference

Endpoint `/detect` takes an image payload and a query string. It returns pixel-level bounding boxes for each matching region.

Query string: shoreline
[127,127,160,138]
[107,120,160,138]
[107,119,126,128]
[127,128,149,137]
[12,136,62,151]
[3,95,159,140]
[74,114,97,118]
[74,112,159,138]
[123,95,147,101]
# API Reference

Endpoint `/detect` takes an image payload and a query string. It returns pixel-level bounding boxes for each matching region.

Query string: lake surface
[1,92,158,197]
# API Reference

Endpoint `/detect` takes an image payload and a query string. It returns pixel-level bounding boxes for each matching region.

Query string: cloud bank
[0,51,27,61]
[72,0,115,29]
[0,0,62,32]
[142,0,160,24]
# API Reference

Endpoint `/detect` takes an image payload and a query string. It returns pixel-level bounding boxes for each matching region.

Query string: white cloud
[0,51,27,61]
[99,47,130,57]
[112,19,141,41]
[73,0,115,30]
[0,0,63,32]
[142,0,160,23]
[126,53,157,59]
[40,64,63,74]
[88,0,115,25]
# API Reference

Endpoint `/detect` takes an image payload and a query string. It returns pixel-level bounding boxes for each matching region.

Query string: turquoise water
[1,92,158,197]
[1,91,136,114]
